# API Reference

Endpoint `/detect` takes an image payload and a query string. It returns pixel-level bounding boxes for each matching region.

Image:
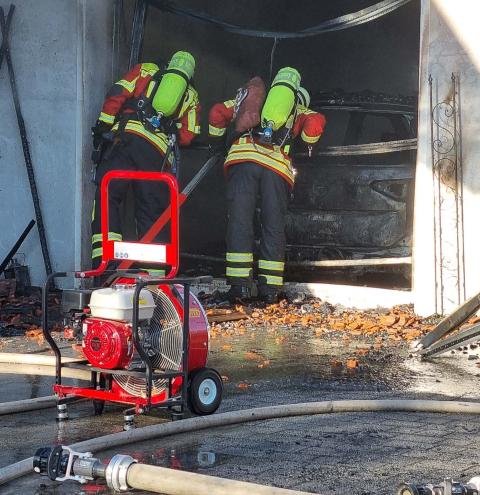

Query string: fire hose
[32,445,314,495]
[0,6,54,278]
[2,354,480,492]
[26,444,480,495]
[2,399,480,488]
[0,353,90,416]
[0,353,90,390]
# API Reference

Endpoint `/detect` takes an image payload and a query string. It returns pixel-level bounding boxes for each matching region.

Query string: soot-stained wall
[138,1,420,268]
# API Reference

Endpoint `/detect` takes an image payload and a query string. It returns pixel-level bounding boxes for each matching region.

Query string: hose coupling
[33,446,136,490]
[105,454,137,492]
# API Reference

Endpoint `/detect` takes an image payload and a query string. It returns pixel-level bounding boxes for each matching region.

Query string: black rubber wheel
[188,368,223,415]
[93,399,105,416]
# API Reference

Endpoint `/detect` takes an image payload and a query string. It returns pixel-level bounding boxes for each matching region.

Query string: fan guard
[113,286,183,398]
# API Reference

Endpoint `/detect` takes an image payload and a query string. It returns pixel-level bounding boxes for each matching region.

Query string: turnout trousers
[225,162,290,295]
[91,132,169,272]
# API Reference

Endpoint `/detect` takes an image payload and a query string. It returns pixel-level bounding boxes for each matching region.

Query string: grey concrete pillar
[0,0,114,286]
[0,0,113,284]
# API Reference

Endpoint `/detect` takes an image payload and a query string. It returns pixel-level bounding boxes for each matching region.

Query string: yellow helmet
[298,86,310,108]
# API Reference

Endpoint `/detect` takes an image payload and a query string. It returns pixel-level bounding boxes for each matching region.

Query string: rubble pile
[0,294,43,331]
[207,299,443,342]
[0,286,61,345]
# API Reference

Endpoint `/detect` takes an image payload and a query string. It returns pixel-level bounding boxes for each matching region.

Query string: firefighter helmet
[298,86,310,108]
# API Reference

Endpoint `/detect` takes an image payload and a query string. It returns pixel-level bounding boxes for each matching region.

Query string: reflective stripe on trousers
[225,252,253,285]
[91,232,123,259]
[258,259,284,287]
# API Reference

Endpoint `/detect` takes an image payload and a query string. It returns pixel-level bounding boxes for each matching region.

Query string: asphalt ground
[1,320,480,495]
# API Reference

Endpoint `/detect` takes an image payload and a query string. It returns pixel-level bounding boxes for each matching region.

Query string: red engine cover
[82,318,132,369]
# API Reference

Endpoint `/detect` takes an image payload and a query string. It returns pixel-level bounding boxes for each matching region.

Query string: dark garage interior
[122,0,420,287]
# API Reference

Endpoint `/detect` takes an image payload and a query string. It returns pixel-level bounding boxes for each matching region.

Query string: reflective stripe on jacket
[98,62,201,149]
[225,136,296,186]
[208,100,326,186]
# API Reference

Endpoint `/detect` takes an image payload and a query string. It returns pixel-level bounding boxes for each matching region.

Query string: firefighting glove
[92,120,113,149]
[208,136,227,157]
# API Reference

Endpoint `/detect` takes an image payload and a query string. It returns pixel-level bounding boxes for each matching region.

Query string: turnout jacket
[98,62,201,155]
[208,100,326,187]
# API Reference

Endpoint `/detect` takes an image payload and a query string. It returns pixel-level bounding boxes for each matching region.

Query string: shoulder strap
[272,95,300,149]
[137,68,165,109]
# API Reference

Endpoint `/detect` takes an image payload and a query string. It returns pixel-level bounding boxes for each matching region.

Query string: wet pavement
[1,320,480,495]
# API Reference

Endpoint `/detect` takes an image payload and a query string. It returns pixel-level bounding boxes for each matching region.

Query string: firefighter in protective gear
[90,51,200,271]
[208,68,326,303]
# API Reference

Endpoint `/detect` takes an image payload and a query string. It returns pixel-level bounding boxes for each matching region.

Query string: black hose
[0,6,53,277]
[128,0,148,69]
[147,0,413,39]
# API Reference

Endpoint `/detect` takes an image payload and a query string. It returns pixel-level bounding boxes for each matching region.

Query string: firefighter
[208,68,326,304]
[90,51,200,272]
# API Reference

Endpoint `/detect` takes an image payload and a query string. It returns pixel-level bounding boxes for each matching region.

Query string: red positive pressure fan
[81,284,211,402]
[43,171,222,426]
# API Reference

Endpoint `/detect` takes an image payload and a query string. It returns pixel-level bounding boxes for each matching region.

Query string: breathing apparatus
[138,51,195,134]
[260,67,301,146]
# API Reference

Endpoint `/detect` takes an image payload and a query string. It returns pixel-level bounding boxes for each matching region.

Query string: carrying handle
[81,170,179,279]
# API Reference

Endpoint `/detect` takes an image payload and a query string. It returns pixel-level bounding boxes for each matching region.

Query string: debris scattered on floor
[207,299,439,342]
[204,298,467,372]
[0,279,16,298]
[0,288,61,342]
[25,327,44,346]
[346,358,359,369]
[237,382,250,390]
[207,309,249,323]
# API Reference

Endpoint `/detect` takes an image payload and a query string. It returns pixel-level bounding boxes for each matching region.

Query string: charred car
[181,91,417,285]
[287,91,417,266]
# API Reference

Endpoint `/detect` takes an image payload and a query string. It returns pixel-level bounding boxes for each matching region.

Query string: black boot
[225,285,251,303]
[259,291,279,305]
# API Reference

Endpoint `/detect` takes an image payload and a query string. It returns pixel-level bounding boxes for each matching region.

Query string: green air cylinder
[152,51,195,116]
[261,67,301,131]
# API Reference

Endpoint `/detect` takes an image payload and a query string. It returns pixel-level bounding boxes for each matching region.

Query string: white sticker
[113,241,167,263]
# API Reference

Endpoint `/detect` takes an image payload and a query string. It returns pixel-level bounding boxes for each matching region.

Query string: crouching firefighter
[208,68,326,304]
[90,50,200,271]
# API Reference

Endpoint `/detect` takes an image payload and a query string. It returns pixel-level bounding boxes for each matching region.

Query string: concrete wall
[0,0,114,286]
[414,0,480,315]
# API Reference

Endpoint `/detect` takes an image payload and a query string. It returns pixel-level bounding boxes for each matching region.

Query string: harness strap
[165,67,190,85]
[271,80,298,92]
[136,68,165,113]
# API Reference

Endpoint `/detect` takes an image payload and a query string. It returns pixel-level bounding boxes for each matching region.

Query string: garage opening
[118,0,420,290]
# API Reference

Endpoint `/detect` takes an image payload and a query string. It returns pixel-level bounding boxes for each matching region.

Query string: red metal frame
[80,170,179,279]
[54,384,173,411]
[56,171,188,412]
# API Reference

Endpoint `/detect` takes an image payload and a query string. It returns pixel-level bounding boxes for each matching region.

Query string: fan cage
[113,286,183,397]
